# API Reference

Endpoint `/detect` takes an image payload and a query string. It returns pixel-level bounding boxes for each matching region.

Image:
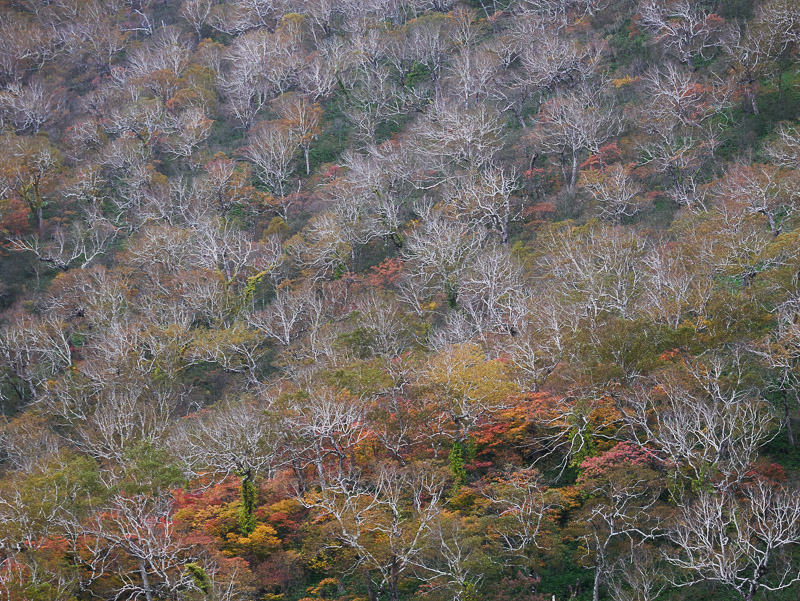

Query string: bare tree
[637,0,726,68]
[65,381,181,466]
[299,463,445,601]
[639,237,714,330]
[174,397,283,484]
[580,163,648,223]
[273,92,323,175]
[667,480,800,601]
[529,89,619,194]
[239,120,298,210]
[298,40,349,100]
[247,283,312,348]
[0,315,71,406]
[482,468,560,561]
[185,323,265,385]
[217,26,300,129]
[412,512,488,601]
[0,80,62,133]
[126,26,192,80]
[711,163,798,236]
[574,447,663,601]
[9,210,120,272]
[723,0,800,115]
[606,546,668,601]
[192,217,282,290]
[345,64,406,147]
[504,295,575,392]
[159,108,214,168]
[0,414,60,472]
[766,121,800,168]
[411,100,504,176]
[401,205,487,306]
[181,0,214,41]
[623,355,776,490]
[447,166,522,246]
[0,133,61,234]
[79,493,199,601]
[534,222,647,321]
[508,22,604,113]
[456,244,528,336]
[285,210,353,280]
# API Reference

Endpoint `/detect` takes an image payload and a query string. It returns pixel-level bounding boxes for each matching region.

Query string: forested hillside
[3,1,800,600]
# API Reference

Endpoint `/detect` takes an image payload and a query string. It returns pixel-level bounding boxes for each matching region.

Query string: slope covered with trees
[3,1,800,600]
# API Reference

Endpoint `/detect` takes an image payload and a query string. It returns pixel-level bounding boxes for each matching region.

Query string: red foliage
[364,257,403,288]
[0,196,32,247]
[745,461,787,485]
[320,164,341,180]
[252,550,305,592]
[492,574,551,601]
[577,441,660,484]
[581,142,621,169]
[524,202,556,216]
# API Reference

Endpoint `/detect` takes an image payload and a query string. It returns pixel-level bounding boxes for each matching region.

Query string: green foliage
[567,428,596,470]
[185,562,212,593]
[763,431,800,472]
[405,62,431,88]
[608,21,651,71]
[241,268,272,307]
[578,318,674,383]
[0,253,35,312]
[335,325,377,359]
[121,441,186,495]
[324,360,391,396]
[535,541,595,600]
[721,85,800,157]
[0,452,104,546]
[449,441,468,488]
[307,100,350,171]
[716,0,755,20]
[265,216,289,237]
[444,280,458,309]
[239,475,258,536]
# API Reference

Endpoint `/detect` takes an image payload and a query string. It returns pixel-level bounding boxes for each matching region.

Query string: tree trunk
[745,561,767,601]
[292,460,308,493]
[364,567,378,601]
[501,205,510,247]
[783,389,795,447]
[592,564,601,601]
[512,107,527,129]
[747,77,760,115]
[390,558,400,601]
[570,149,580,195]
[139,559,154,601]
[304,146,311,175]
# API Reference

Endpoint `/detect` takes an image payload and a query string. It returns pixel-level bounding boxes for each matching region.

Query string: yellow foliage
[424,343,518,411]
[612,75,638,87]
[225,523,281,558]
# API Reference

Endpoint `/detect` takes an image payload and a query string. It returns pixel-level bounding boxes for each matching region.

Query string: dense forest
[4,1,800,600]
